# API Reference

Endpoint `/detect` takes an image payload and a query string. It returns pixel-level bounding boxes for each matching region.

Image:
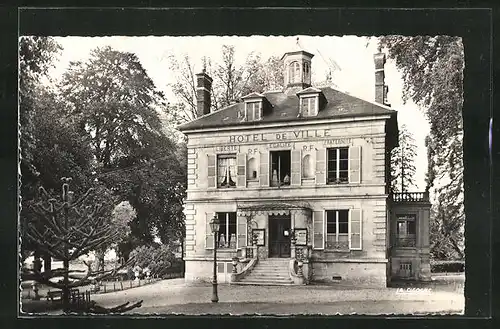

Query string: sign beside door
[252,229,265,246]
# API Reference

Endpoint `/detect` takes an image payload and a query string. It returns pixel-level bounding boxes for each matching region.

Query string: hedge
[430,260,465,273]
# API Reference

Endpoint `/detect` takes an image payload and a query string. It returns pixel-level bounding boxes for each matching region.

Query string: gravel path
[85,278,464,315]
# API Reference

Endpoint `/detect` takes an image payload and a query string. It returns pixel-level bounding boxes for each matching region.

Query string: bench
[46,289,80,302]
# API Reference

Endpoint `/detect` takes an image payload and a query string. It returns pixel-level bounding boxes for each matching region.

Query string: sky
[48,35,430,191]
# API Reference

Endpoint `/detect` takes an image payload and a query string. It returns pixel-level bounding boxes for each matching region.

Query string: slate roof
[177,86,397,132]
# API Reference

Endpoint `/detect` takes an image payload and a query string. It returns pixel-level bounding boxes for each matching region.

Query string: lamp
[210,214,220,303]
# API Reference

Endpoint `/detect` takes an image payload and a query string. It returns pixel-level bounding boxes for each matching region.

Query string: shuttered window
[322,145,362,185]
[312,209,363,251]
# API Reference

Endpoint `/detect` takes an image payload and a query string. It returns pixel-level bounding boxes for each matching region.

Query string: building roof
[177,86,397,132]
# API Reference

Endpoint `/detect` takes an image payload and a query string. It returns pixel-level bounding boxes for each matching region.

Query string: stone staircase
[234,258,293,286]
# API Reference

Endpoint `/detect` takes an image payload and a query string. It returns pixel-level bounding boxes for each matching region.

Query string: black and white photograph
[19,31,467,315]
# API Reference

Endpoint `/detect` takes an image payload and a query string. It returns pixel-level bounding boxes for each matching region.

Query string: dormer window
[246,101,262,121]
[296,87,324,117]
[242,92,268,122]
[300,96,318,117]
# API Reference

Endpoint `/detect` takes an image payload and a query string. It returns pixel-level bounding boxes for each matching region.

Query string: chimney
[195,70,213,117]
[374,49,387,104]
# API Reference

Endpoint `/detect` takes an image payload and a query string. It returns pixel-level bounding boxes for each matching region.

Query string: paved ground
[77,276,464,315]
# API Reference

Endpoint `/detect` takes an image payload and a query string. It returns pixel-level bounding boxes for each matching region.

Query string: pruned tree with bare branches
[22,177,141,313]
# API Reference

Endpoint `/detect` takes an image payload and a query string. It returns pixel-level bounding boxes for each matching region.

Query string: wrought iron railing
[394,235,416,247]
[391,192,429,202]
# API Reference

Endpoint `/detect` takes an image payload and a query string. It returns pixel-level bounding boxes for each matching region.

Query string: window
[246,101,261,121]
[303,62,311,84]
[327,147,349,184]
[325,210,349,250]
[289,61,301,84]
[270,151,291,187]
[217,155,236,188]
[396,214,416,247]
[300,96,317,117]
[302,154,314,178]
[217,212,237,249]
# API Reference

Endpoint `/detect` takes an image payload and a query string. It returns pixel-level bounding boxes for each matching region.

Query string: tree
[58,46,186,249]
[390,124,417,192]
[19,36,62,181]
[379,36,464,259]
[166,45,284,124]
[23,178,141,313]
[93,201,135,272]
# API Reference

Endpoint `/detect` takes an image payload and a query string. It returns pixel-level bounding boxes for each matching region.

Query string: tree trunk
[33,250,42,273]
[62,259,70,312]
[43,254,52,276]
[96,249,106,273]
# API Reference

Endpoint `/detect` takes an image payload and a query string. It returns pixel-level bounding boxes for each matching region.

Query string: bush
[129,245,177,278]
[431,260,465,273]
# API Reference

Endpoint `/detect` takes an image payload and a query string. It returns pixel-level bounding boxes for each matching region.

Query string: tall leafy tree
[390,124,417,193]
[59,46,186,253]
[379,36,464,259]
[19,36,63,189]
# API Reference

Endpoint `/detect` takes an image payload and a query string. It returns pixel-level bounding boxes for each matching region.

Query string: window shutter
[237,153,247,187]
[313,210,325,250]
[349,209,362,250]
[259,151,269,187]
[349,146,361,184]
[237,214,247,249]
[291,149,301,186]
[315,148,326,184]
[205,212,215,249]
[207,154,216,188]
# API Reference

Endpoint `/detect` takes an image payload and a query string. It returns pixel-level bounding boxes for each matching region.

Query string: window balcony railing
[394,234,416,247]
[391,191,429,203]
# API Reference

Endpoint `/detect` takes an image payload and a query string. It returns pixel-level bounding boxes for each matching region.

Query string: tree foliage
[129,244,176,278]
[58,46,186,251]
[379,36,464,259]
[390,124,417,193]
[166,45,284,124]
[19,36,63,186]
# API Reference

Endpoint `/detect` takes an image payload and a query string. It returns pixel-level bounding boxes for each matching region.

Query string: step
[247,271,289,275]
[245,275,290,280]
[252,267,288,273]
[240,277,293,281]
[232,281,295,286]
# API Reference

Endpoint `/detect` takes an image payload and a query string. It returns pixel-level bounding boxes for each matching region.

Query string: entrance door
[269,215,291,258]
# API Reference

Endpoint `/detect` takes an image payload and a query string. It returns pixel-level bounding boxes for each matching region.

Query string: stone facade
[179,46,430,288]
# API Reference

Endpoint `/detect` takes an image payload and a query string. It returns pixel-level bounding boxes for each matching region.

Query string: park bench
[46,289,79,302]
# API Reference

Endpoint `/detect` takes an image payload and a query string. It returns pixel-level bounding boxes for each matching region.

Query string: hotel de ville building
[177,44,432,288]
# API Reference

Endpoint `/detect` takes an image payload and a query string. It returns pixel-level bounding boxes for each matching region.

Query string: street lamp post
[209,215,220,303]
